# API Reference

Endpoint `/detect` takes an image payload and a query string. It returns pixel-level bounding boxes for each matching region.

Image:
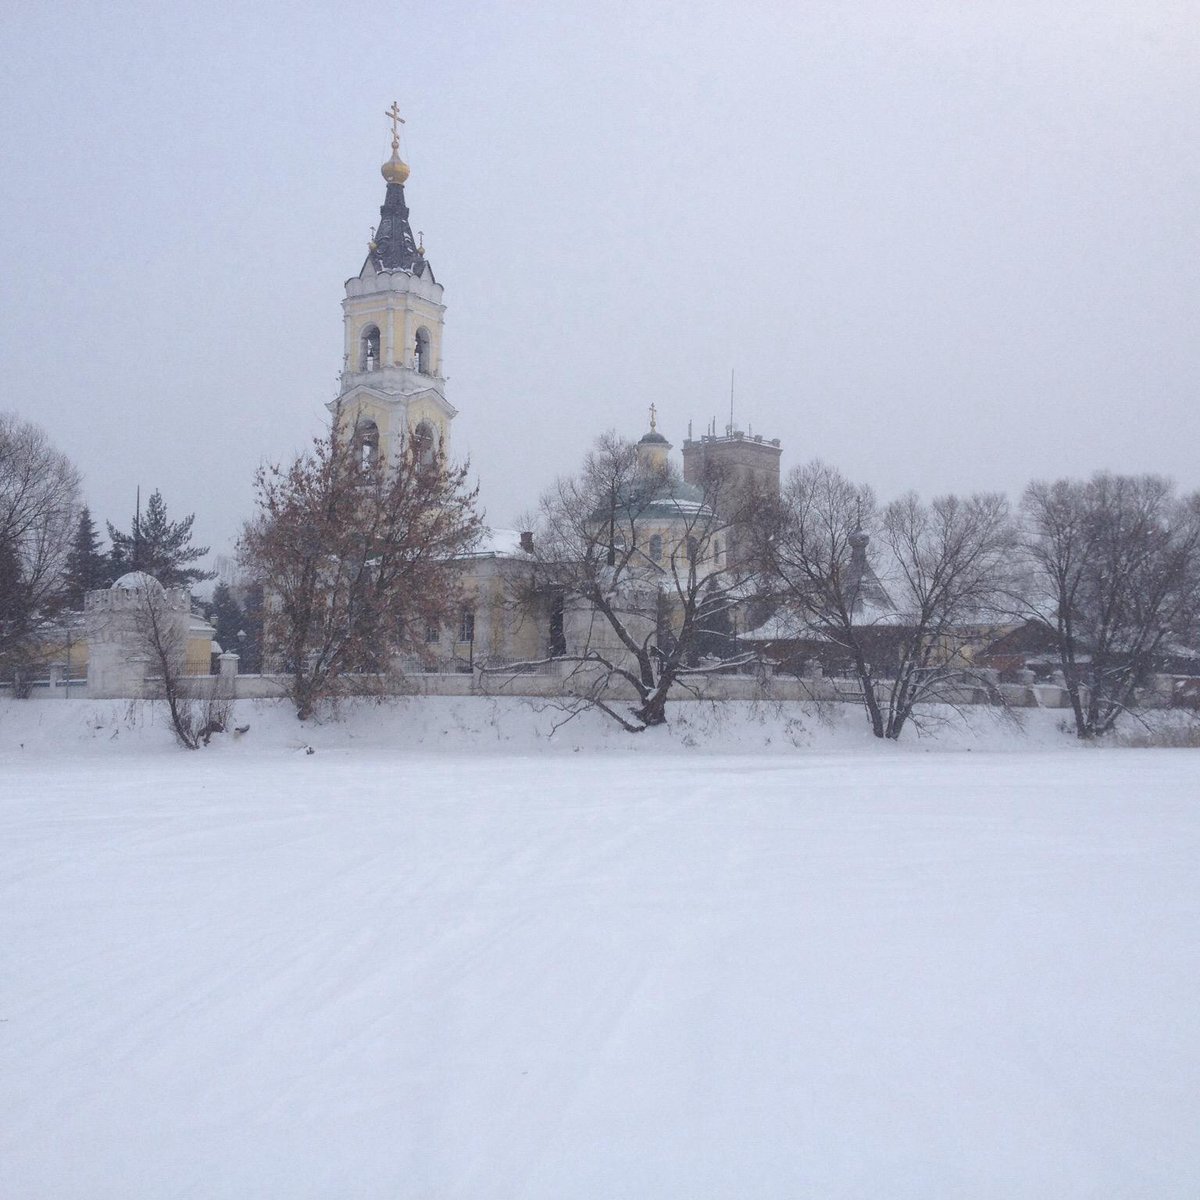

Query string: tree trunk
[637,688,669,727]
[850,647,885,738]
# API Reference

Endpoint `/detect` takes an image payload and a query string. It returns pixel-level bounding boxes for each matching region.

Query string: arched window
[415,327,431,375]
[361,326,380,371]
[458,608,475,643]
[412,420,436,467]
[648,534,663,562]
[355,419,379,470]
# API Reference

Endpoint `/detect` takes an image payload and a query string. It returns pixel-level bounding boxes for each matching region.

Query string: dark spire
[369,181,433,278]
[846,529,894,616]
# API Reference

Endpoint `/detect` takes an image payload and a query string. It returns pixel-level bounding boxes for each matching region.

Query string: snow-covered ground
[3,699,1199,1197]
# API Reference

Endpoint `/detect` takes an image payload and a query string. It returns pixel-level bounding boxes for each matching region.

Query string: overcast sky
[2,1,1196,574]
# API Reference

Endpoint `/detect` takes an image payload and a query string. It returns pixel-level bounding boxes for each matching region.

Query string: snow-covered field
[3,699,1199,1198]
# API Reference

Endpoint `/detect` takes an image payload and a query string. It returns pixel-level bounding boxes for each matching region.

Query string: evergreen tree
[239,582,265,673]
[207,582,244,654]
[108,490,213,587]
[63,507,111,607]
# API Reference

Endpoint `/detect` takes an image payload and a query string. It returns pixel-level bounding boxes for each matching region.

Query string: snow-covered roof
[642,496,713,519]
[188,613,216,637]
[742,600,912,644]
[741,611,813,642]
[463,529,532,560]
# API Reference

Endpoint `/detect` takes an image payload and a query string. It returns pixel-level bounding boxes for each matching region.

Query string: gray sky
[2,1,1197,573]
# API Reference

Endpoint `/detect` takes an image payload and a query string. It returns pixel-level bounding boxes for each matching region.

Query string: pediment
[407,388,458,420]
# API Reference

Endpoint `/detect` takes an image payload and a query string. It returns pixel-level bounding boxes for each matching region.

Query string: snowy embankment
[3,698,1199,1198]
[0,693,1088,758]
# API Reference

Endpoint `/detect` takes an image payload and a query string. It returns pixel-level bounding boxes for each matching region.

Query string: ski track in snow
[1,700,1199,1198]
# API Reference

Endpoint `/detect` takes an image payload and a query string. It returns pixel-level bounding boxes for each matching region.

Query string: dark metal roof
[370,182,434,279]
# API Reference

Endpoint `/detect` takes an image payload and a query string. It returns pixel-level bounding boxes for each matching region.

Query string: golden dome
[381,149,410,185]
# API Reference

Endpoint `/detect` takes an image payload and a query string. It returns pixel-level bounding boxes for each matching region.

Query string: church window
[415,327,432,375]
[355,419,380,470]
[425,620,440,644]
[649,534,663,562]
[361,326,381,371]
[458,608,475,643]
[412,420,436,467]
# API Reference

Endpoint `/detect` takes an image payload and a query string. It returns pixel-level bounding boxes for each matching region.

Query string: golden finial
[417,229,425,257]
[649,402,658,431]
[381,101,410,185]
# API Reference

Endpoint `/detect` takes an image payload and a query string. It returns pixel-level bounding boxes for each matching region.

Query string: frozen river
[2,711,1198,1197]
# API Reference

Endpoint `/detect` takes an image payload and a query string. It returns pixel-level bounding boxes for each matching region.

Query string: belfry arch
[415,326,432,375]
[360,325,380,371]
[355,418,380,469]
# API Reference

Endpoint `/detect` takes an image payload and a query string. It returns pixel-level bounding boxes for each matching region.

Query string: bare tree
[518,432,755,731]
[1022,473,1200,738]
[239,419,483,720]
[879,490,1015,737]
[0,412,81,688]
[752,460,888,732]
[758,460,1014,739]
[123,576,229,749]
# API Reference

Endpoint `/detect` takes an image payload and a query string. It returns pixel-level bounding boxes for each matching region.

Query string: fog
[2,1,1196,572]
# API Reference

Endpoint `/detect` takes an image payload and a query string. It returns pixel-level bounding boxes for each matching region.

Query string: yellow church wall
[337,395,394,435]
[615,520,723,578]
[14,620,89,679]
[185,636,213,676]
[15,620,213,681]
[451,561,548,665]
[477,580,543,662]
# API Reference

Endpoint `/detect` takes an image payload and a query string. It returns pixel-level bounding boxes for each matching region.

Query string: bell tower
[329,104,456,468]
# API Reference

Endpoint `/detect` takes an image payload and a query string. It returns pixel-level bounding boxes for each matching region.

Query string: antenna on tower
[729,368,735,436]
